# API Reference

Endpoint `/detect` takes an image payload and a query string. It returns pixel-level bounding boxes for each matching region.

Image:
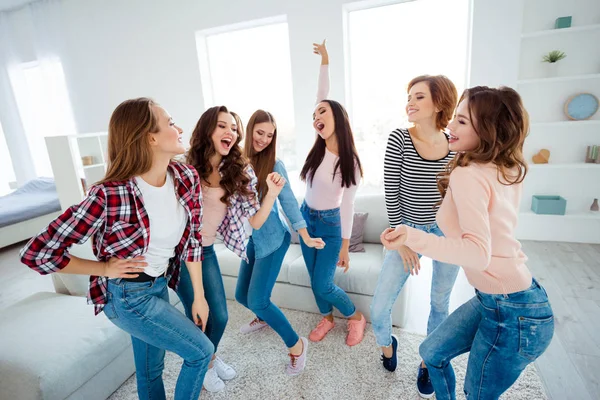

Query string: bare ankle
[324,314,334,322]
[349,311,362,321]
[382,345,393,358]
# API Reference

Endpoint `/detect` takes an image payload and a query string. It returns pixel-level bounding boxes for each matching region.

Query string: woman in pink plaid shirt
[179,105,285,393]
[20,98,213,400]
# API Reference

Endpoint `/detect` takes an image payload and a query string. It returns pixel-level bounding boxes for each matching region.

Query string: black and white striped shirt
[384,128,455,227]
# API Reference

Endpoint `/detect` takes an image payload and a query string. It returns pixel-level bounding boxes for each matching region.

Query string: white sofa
[0,194,408,400]
[0,244,181,400]
[216,193,409,327]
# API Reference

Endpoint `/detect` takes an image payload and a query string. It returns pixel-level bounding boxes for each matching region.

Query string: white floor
[2,240,599,399]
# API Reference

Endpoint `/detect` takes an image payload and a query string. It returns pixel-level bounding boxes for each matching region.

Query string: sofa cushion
[348,212,369,252]
[354,194,389,244]
[215,242,303,283]
[287,243,384,296]
[0,292,132,400]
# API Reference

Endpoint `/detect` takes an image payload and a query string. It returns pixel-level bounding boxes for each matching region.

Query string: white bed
[0,178,62,249]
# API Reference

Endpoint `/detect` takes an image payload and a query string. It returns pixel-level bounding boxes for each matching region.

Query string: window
[346,0,471,193]
[196,17,297,169]
[0,121,16,196]
[10,59,77,178]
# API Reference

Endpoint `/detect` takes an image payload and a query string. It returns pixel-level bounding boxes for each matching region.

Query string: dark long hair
[438,86,529,198]
[187,105,252,205]
[243,110,277,199]
[300,99,363,188]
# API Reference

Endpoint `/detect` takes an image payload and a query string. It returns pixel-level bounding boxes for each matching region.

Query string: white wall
[33,0,524,149]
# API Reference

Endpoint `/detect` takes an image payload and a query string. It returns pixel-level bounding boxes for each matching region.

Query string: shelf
[82,163,105,170]
[522,24,600,39]
[528,163,600,169]
[520,211,600,220]
[530,120,600,128]
[518,73,600,85]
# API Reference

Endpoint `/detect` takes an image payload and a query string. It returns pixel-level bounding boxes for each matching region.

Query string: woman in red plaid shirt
[180,105,285,392]
[20,98,213,400]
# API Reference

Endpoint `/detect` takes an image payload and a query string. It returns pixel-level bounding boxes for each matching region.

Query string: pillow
[290,212,369,253]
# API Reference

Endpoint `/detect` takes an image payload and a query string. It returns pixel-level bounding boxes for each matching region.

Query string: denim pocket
[518,315,554,361]
[124,280,154,294]
[320,213,341,227]
[103,292,118,320]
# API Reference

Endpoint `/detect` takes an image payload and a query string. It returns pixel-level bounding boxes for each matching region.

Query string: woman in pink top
[382,86,554,400]
[179,105,285,393]
[300,40,367,347]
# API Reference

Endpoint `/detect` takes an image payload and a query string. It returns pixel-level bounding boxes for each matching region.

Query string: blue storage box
[531,195,567,215]
[555,16,572,29]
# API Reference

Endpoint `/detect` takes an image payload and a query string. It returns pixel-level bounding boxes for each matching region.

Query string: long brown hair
[243,110,277,199]
[437,86,529,198]
[300,99,363,188]
[98,97,158,185]
[187,105,252,205]
[408,75,458,131]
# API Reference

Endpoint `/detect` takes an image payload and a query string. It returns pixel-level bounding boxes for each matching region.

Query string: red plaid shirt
[20,162,203,315]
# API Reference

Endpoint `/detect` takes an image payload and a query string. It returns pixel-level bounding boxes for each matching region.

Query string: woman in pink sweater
[382,86,554,400]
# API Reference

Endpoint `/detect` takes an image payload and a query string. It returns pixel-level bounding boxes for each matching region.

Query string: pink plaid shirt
[20,162,203,315]
[214,165,260,261]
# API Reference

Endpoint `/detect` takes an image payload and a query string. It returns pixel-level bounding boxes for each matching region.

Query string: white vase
[542,62,560,78]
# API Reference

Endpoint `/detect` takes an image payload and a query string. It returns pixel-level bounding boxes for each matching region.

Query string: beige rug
[108,300,547,399]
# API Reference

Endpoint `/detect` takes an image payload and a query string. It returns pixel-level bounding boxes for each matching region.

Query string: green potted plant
[541,50,566,77]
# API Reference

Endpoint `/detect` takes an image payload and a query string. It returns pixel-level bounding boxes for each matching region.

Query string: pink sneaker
[309,317,335,342]
[240,317,268,334]
[286,337,308,375]
[346,314,366,346]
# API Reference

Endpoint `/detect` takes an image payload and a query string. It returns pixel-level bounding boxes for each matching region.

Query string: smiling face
[406,81,439,125]
[446,98,481,152]
[148,105,185,156]
[252,121,275,153]
[211,111,238,156]
[313,101,335,140]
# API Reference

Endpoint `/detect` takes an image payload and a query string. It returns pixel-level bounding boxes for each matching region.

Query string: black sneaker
[380,334,398,372]
[417,364,434,398]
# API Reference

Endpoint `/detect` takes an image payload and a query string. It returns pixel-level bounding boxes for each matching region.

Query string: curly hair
[187,105,253,205]
[438,86,529,198]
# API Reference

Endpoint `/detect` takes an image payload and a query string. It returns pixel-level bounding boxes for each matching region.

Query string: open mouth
[448,133,458,142]
[221,137,233,149]
[316,122,325,132]
[407,109,418,116]
[178,135,183,143]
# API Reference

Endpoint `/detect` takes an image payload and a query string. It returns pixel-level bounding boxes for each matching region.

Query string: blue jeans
[104,277,213,400]
[419,278,554,400]
[371,221,460,347]
[235,232,300,348]
[178,245,229,352]
[300,202,356,317]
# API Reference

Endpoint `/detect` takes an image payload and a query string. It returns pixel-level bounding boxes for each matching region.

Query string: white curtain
[0,0,75,186]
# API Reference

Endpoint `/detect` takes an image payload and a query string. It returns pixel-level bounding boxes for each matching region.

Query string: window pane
[198,21,297,169]
[10,59,77,178]
[347,0,470,193]
[0,121,16,196]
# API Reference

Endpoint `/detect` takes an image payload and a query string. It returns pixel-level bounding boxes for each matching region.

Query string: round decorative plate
[564,93,599,120]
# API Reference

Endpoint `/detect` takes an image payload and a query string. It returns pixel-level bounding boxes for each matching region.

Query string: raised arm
[314,39,330,104]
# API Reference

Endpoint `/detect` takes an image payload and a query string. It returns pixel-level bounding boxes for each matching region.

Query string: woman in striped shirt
[370,75,459,398]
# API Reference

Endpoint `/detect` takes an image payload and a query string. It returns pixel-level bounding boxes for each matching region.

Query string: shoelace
[288,353,299,368]
[249,317,262,327]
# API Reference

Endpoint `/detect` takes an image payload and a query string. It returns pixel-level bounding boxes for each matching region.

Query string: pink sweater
[401,163,532,294]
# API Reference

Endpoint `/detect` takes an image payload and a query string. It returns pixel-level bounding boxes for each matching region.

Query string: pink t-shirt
[200,185,227,246]
[402,163,533,294]
[304,148,360,239]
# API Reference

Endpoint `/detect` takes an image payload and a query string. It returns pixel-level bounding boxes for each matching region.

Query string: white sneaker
[240,317,268,334]
[214,356,237,381]
[203,367,225,392]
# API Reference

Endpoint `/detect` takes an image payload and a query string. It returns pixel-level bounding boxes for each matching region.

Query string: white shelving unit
[516,1,600,244]
[45,132,108,211]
